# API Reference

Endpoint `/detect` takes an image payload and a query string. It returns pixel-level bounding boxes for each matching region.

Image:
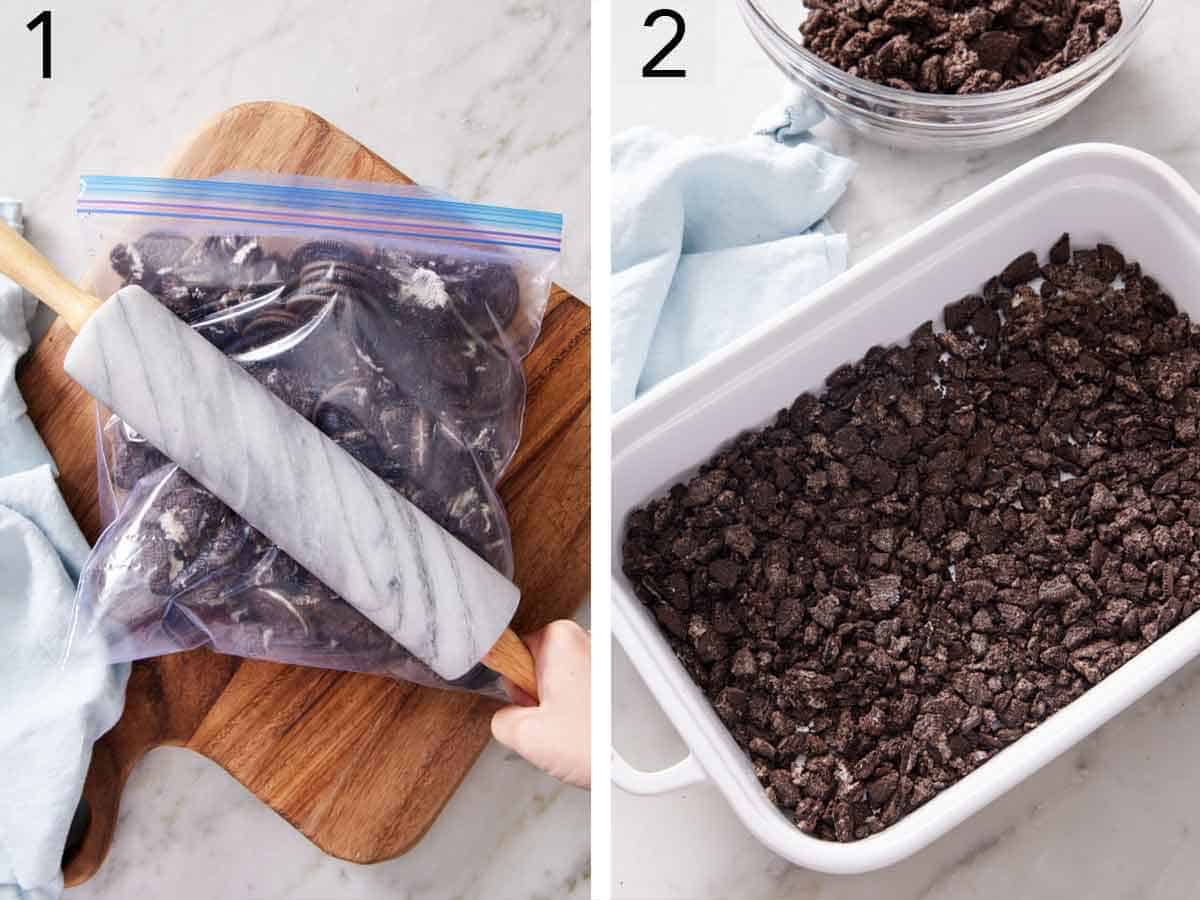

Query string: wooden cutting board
[15,102,590,885]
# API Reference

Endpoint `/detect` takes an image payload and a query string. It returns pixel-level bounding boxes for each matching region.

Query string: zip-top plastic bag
[68,174,562,693]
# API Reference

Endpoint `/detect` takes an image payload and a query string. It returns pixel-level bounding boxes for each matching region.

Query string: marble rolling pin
[0,221,537,696]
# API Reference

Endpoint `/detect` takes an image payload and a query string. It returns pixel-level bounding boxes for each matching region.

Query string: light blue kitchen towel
[611,93,854,410]
[0,202,129,900]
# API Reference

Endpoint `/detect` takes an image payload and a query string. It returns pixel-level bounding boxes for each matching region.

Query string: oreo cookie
[289,239,368,271]
[374,247,520,340]
[236,250,291,289]
[105,417,170,490]
[297,259,394,298]
[235,306,303,350]
[245,361,320,421]
[134,231,193,275]
[427,333,524,427]
[182,234,256,269]
[375,394,437,479]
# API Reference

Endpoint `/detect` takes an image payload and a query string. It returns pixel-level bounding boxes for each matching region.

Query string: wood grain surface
[15,102,590,885]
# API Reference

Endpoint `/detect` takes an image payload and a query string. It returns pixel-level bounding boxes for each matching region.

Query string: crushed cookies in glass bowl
[737,0,1155,150]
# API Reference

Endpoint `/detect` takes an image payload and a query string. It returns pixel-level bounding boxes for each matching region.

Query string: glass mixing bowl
[737,0,1155,150]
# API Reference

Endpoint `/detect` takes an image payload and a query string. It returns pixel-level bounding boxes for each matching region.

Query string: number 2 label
[642,9,686,79]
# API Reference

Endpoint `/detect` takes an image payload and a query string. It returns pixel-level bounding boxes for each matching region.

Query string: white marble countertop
[613,2,1200,898]
[0,1,590,898]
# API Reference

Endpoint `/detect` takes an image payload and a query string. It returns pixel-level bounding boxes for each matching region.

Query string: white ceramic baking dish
[611,144,1200,874]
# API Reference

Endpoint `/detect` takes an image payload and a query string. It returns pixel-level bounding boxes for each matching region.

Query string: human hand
[491,620,591,789]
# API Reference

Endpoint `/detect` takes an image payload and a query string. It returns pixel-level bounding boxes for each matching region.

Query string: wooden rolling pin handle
[482,628,539,701]
[0,221,100,333]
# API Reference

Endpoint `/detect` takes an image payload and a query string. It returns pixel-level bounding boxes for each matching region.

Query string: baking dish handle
[611,748,707,795]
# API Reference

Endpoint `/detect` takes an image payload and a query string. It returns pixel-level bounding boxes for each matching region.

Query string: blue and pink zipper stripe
[78,176,563,253]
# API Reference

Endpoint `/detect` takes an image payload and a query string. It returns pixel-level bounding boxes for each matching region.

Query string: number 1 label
[27,10,51,79]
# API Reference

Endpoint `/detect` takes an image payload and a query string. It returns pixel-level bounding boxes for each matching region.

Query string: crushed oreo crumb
[623,236,1200,841]
[799,0,1123,95]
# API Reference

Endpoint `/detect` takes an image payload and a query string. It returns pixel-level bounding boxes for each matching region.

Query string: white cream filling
[410,267,451,309]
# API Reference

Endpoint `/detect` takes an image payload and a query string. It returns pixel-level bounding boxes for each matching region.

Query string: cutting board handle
[62,725,143,887]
